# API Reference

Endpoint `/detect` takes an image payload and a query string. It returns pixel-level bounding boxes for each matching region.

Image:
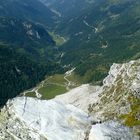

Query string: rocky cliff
[0,59,140,140]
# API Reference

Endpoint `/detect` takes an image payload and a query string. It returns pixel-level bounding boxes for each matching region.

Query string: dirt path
[64,68,75,90]
[22,69,76,98]
[22,77,52,98]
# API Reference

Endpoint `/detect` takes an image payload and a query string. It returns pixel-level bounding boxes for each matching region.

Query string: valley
[0,0,140,104]
[23,68,81,100]
[0,0,140,139]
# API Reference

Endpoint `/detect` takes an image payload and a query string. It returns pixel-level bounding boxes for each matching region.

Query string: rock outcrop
[0,59,140,140]
[0,97,92,140]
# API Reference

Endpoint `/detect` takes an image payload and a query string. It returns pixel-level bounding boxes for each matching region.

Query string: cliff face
[0,97,92,140]
[55,60,140,127]
[90,60,140,129]
[0,59,140,140]
[55,59,140,138]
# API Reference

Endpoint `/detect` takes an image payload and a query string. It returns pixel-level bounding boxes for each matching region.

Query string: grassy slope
[38,84,67,99]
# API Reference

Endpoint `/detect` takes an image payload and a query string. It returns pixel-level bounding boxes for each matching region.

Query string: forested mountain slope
[0,17,58,61]
[0,45,59,106]
[0,0,62,106]
[0,17,62,105]
[0,0,140,105]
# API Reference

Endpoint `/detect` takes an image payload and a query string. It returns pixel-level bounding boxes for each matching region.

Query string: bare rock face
[0,97,92,140]
[89,121,139,140]
[54,84,101,113]
[0,59,140,140]
[55,59,140,138]
[90,60,140,126]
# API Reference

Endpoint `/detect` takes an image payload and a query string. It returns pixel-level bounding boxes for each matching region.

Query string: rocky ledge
[0,59,140,140]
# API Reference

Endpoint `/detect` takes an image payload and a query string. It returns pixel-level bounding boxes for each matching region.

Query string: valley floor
[22,68,80,100]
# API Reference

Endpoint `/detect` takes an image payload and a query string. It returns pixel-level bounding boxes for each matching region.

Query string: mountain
[0,18,61,105]
[0,44,59,106]
[0,1,62,106]
[40,0,140,84]
[0,0,58,28]
[55,59,140,131]
[39,0,95,18]
[0,17,58,60]
[0,0,67,107]
[0,0,139,102]
[0,0,140,104]
[0,0,140,139]
[0,59,140,139]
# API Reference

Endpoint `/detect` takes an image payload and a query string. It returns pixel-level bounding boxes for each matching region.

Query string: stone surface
[0,59,140,140]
